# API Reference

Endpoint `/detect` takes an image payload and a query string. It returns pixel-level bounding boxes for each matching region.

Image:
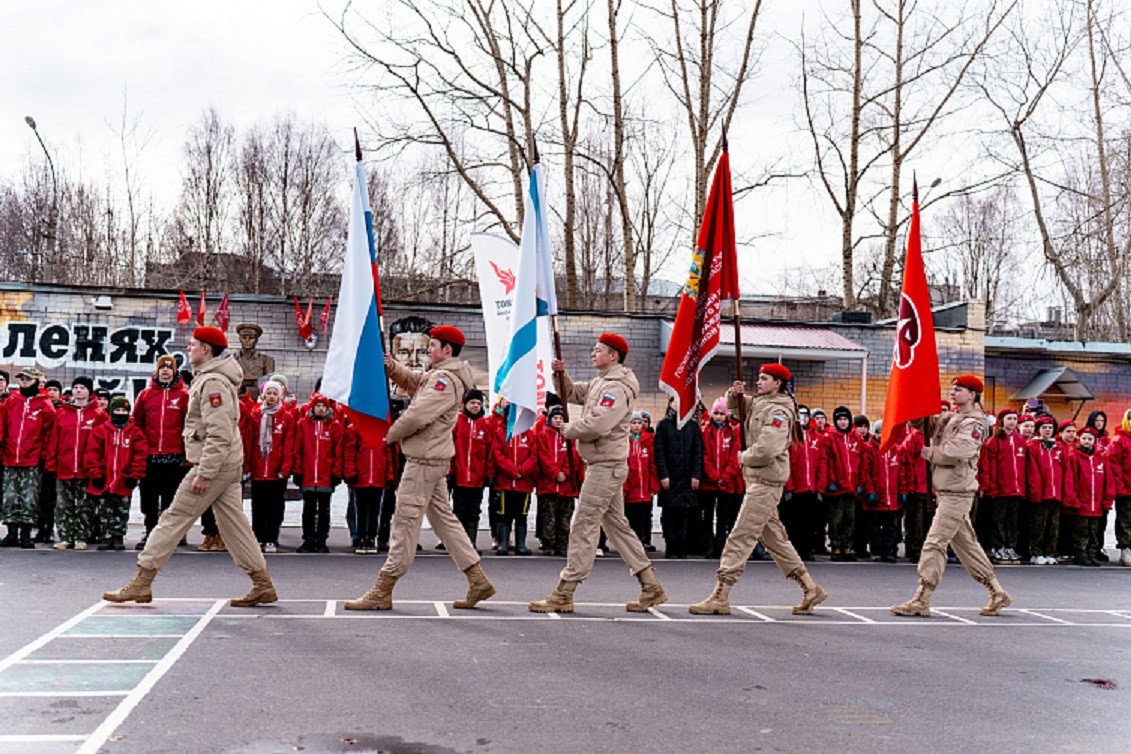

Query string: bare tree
[107,91,155,286]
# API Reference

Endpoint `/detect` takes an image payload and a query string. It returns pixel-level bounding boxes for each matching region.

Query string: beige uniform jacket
[557,364,639,464]
[923,407,986,493]
[727,390,796,485]
[183,354,244,479]
[385,355,473,464]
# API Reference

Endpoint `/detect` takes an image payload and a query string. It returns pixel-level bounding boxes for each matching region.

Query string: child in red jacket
[537,406,583,556]
[979,408,1026,565]
[1025,416,1071,564]
[490,423,538,556]
[823,406,857,560]
[850,414,879,559]
[292,394,343,553]
[1065,427,1115,566]
[784,405,825,561]
[624,412,659,550]
[0,366,56,549]
[865,421,903,562]
[344,420,393,555]
[84,397,148,551]
[450,389,492,551]
[244,380,295,553]
[47,377,108,549]
[701,399,742,558]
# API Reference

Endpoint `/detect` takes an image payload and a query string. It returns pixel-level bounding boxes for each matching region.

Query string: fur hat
[156,354,177,372]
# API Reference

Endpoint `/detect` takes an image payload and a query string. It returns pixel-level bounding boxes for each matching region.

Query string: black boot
[97,538,115,551]
[515,525,532,556]
[496,524,511,556]
[463,520,479,551]
[113,536,126,551]
[0,525,18,547]
[19,525,35,549]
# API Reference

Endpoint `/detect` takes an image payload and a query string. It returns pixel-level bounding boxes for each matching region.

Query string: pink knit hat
[711,398,728,415]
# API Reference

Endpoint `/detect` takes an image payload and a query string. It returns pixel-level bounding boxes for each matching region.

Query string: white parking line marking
[17,659,159,665]
[831,608,876,624]
[434,601,450,618]
[324,600,336,617]
[734,607,775,622]
[75,599,226,754]
[931,609,977,625]
[0,734,89,742]
[0,690,129,698]
[647,607,672,620]
[1015,609,1072,624]
[60,634,186,639]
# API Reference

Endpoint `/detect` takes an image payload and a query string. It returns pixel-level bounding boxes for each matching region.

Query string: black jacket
[654,414,703,508]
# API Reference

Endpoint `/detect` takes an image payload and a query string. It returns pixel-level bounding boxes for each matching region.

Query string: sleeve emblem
[434,377,449,392]
[209,393,223,408]
[972,426,983,440]
[599,393,616,408]
[771,415,785,428]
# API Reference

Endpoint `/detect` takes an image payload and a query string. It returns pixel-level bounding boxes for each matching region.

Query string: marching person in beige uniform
[346,325,496,611]
[529,333,667,614]
[103,327,277,607]
[892,375,1011,617]
[689,364,828,616]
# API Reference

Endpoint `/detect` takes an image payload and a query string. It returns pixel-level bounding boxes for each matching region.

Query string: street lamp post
[25,116,59,283]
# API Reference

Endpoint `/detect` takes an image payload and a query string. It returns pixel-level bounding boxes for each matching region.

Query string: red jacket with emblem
[702,420,742,494]
[1025,438,1071,503]
[131,375,190,457]
[0,391,56,467]
[865,443,904,511]
[897,427,929,495]
[788,425,827,495]
[848,431,878,496]
[623,432,659,503]
[979,430,1027,498]
[244,405,296,481]
[451,410,493,488]
[343,423,393,488]
[84,420,148,496]
[47,402,109,479]
[1065,446,1114,517]
[490,427,538,493]
[537,424,583,497]
[823,429,856,493]
[293,413,344,489]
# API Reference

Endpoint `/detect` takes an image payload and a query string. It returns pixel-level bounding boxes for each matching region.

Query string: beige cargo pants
[918,491,994,588]
[380,459,479,579]
[560,461,651,582]
[718,468,804,582]
[139,466,265,575]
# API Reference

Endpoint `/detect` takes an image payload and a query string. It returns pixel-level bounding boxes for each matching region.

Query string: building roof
[987,336,1131,359]
[661,321,867,361]
[1010,367,1095,401]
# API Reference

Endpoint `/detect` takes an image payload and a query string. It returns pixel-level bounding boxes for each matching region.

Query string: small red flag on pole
[320,296,333,335]
[176,290,192,325]
[879,177,942,455]
[196,291,207,326]
[213,293,230,331]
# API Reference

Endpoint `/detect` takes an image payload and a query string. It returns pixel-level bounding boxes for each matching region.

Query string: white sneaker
[1029,556,1040,565]
[52,541,70,550]
[1120,548,1131,567]
[264,543,277,554]
[74,541,88,551]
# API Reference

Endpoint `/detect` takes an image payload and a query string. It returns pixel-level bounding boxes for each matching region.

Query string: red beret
[1018,414,1036,425]
[759,363,792,382]
[1057,420,1076,433]
[1034,416,1056,430]
[429,325,465,347]
[598,333,629,355]
[192,326,228,349]
[952,374,984,393]
[1079,426,1099,438]
[997,407,1018,422]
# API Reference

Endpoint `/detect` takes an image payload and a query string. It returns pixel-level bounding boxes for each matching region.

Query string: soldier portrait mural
[235,323,276,397]
[389,316,433,374]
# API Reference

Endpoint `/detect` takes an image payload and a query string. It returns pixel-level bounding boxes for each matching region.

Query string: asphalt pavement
[2,525,1130,754]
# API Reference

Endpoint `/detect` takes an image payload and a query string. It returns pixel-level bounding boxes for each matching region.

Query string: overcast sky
[2,1,958,296]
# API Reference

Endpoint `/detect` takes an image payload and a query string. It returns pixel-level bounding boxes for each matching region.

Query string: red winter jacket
[537,424,583,497]
[47,402,108,479]
[491,429,538,494]
[0,391,56,467]
[624,433,659,504]
[451,411,493,488]
[897,427,929,495]
[1107,429,1131,498]
[823,429,855,494]
[1025,438,1071,503]
[788,425,826,495]
[979,431,1027,498]
[84,420,148,496]
[865,444,904,512]
[343,424,393,489]
[701,420,742,494]
[293,414,343,489]
[132,375,189,457]
[244,405,296,481]
[849,431,878,496]
[1065,447,1115,517]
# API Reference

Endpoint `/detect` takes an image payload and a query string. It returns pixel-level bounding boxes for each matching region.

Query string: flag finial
[913,172,919,204]
[722,127,729,153]
[532,135,540,166]
[354,127,362,162]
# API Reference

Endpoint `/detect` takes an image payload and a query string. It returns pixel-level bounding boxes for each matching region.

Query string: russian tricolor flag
[320,132,391,445]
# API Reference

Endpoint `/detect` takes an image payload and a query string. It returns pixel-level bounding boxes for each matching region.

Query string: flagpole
[721,128,747,447]
[355,127,387,355]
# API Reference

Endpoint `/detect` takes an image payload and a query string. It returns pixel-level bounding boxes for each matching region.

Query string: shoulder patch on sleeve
[971,426,983,441]
[771,415,785,428]
[599,393,616,408]
[433,376,449,392]
[208,392,223,408]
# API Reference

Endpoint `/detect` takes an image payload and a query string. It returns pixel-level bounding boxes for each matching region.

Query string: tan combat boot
[787,568,828,615]
[626,566,668,612]
[197,535,216,552]
[978,577,1012,616]
[211,534,227,552]
[528,579,577,613]
[452,563,496,609]
[344,572,398,610]
[891,580,935,617]
[103,565,159,604]
[688,575,736,615]
[230,569,278,607]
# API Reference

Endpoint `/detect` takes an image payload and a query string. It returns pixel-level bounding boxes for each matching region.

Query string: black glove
[124,478,139,490]
[783,491,793,502]
[826,484,837,493]
[331,475,342,488]
[866,493,878,504]
[92,478,106,489]
[292,474,303,487]
[346,475,358,485]
[446,474,454,489]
